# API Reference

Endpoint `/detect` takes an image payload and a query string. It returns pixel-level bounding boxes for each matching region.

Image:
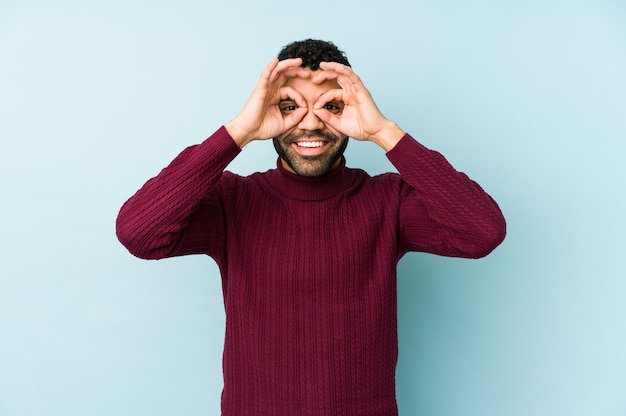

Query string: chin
[275,136,348,177]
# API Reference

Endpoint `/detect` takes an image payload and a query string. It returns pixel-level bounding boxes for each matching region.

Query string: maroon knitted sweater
[116,126,505,415]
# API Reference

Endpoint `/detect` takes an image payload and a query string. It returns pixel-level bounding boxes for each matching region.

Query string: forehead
[282,69,341,96]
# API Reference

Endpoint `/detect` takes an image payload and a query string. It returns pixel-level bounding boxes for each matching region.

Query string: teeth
[296,141,325,148]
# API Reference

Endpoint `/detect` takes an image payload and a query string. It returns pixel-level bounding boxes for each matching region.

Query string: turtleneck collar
[265,157,356,201]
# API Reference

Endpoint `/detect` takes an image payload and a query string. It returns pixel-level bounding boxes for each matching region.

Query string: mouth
[292,139,330,156]
[295,140,327,148]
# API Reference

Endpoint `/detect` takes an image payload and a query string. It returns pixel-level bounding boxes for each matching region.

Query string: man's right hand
[225,58,309,148]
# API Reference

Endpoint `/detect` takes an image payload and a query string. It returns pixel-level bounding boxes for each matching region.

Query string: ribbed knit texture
[116,126,506,415]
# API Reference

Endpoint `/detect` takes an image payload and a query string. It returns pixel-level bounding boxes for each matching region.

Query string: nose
[297,108,324,131]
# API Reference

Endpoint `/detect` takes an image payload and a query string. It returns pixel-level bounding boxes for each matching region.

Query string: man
[116,39,506,415]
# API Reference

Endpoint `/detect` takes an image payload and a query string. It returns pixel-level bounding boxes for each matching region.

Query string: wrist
[371,121,405,152]
[224,121,253,148]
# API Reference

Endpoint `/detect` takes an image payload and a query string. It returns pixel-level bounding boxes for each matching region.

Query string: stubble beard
[273,130,349,178]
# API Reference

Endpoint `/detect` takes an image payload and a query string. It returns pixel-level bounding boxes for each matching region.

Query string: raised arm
[389,136,506,258]
[225,57,310,147]
[309,61,405,151]
[115,127,240,260]
[117,57,312,259]
[311,62,505,257]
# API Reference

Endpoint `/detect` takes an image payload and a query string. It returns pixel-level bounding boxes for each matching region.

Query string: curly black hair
[277,39,351,70]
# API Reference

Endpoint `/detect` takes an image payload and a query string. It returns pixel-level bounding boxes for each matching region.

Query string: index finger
[317,62,364,86]
[318,62,358,77]
[269,58,305,84]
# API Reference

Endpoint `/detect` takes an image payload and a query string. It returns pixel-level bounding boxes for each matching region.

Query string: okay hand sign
[311,62,404,151]
[225,58,310,148]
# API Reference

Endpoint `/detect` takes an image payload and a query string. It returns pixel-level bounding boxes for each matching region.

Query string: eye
[279,101,298,115]
[323,102,343,114]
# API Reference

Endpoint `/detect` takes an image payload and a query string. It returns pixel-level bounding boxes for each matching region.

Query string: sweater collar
[266,157,355,201]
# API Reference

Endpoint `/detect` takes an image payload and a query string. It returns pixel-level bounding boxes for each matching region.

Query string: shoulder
[219,168,277,193]
[345,166,405,196]
[347,166,402,185]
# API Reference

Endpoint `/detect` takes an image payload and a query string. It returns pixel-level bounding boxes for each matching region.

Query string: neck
[268,157,355,201]
[279,157,342,177]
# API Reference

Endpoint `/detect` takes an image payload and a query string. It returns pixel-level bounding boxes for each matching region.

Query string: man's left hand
[311,62,405,152]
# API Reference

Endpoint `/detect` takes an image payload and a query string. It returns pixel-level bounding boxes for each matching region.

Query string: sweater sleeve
[116,126,241,260]
[387,134,506,259]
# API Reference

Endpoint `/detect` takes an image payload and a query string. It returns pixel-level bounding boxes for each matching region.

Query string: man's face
[273,68,348,178]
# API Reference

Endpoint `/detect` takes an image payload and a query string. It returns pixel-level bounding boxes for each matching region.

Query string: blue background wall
[1,0,625,415]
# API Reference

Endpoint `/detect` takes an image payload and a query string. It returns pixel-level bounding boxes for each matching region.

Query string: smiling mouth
[295,140,327,148]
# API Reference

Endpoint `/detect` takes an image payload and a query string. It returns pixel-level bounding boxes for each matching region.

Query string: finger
[313,107,340,131]
[310,70,355,101]
[269,58,303,83]
[312,71,358,103]
[283,107,308,130]
[253,58,280,92]
[313,89,345,132]
[276,57,303,70]
[281,66,310,78]
[313,88,344,110]
[311,70,340,84]
[260,57,279,79]
[274,66,310,88]
[271,65,310,91]
[319,62,364,89]
[319,61,355,77]
[312,68,339,80]
[279,86,307,108]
